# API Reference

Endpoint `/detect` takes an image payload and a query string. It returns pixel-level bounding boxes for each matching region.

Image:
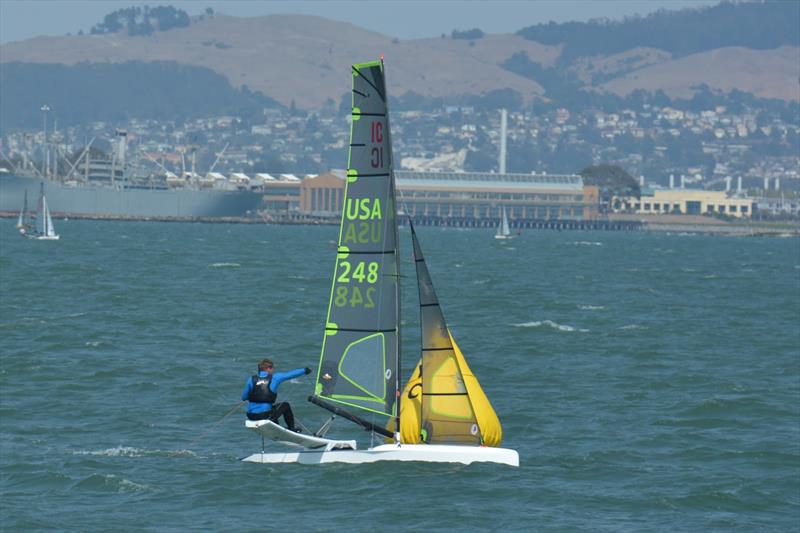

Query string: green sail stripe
[353,60,382,69]
[326,396,394,417]
[337,333,386,401]
[332,394,384,404]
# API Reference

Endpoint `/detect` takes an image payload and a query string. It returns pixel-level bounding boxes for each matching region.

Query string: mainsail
[312,60,400,423]
[35,185,47,236]
[17,189,30,229]
[33,183,57,238]
[45,200,56,237]
[496,206,511,238]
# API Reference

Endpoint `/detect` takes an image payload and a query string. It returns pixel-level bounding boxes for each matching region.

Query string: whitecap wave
[75,446,145,457]
[85,341,102,347]
[620,324,647,330]
[579,305,605,311]
[209,262,241,268]
[568,241,603,246]
[513,320,588,332]
[118,478,149,492]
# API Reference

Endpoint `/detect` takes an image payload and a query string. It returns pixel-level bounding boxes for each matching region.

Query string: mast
[381,56,402,442]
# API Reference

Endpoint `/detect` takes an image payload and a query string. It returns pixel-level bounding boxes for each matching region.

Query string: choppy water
[1,219,798,531]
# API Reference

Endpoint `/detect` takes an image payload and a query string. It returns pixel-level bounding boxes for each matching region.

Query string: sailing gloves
[305,367,312,375]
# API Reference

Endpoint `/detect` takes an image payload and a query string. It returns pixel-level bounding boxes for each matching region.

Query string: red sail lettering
[371,121,383,143]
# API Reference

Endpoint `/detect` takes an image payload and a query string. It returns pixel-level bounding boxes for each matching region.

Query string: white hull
[494,234,513,240]
[27,234,60,240]
[245,419,356,451]
[242,443,519,466]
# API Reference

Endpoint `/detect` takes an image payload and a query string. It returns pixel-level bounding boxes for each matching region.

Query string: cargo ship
[0,127,266,220]
[0,172,265,220]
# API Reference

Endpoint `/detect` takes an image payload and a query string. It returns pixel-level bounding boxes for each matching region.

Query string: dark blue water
[1,219,798,531]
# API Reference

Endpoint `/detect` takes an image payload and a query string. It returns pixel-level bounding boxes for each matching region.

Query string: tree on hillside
[90,5,190,36]
[516,0,799,61]
[451,28,484,40]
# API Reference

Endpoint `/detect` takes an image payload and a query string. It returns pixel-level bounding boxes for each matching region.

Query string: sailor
[242,358,311,432]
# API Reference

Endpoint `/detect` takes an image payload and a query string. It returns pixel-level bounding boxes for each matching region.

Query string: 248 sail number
[334,260,379,308]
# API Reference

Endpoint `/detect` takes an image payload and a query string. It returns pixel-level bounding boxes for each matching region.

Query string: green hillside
[0,61,280,132]
[517,1,800,61]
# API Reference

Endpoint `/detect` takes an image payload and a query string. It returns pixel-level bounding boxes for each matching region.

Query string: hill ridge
[0,12,797,110]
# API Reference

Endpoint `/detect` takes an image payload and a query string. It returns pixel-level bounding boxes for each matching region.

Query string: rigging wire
[172,400,246,455]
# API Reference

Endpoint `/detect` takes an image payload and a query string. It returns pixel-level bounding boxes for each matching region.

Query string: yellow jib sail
[390,333,503,447]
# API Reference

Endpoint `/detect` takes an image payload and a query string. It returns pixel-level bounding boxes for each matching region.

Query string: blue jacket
[242,368,307,414]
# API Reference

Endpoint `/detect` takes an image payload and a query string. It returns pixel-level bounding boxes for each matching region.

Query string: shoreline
[1,211,797,236]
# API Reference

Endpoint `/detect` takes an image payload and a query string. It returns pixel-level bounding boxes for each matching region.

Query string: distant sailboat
[242,59,518,466]
[494,206,514,240]
[16,189,32,230]
[23,183,59,240]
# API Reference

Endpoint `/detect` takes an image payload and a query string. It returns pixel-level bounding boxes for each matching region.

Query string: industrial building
[295,170,600,223]
[394,171,597,221]
[613,188,756,218]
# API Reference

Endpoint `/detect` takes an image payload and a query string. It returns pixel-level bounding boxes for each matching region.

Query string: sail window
[338,333,386,403]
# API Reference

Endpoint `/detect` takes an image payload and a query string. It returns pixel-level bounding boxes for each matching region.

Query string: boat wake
[513,320,588,332]
[73,446,196,458]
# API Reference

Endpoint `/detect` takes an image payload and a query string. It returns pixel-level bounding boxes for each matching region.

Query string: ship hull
[0,174,263,219]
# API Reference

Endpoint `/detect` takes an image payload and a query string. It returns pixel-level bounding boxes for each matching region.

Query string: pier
[4,210,797,236]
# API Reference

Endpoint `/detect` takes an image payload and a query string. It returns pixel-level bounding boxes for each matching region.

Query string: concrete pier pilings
[398,215,644,232]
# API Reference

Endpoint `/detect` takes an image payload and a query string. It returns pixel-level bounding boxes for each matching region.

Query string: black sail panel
[411,222,481,445]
